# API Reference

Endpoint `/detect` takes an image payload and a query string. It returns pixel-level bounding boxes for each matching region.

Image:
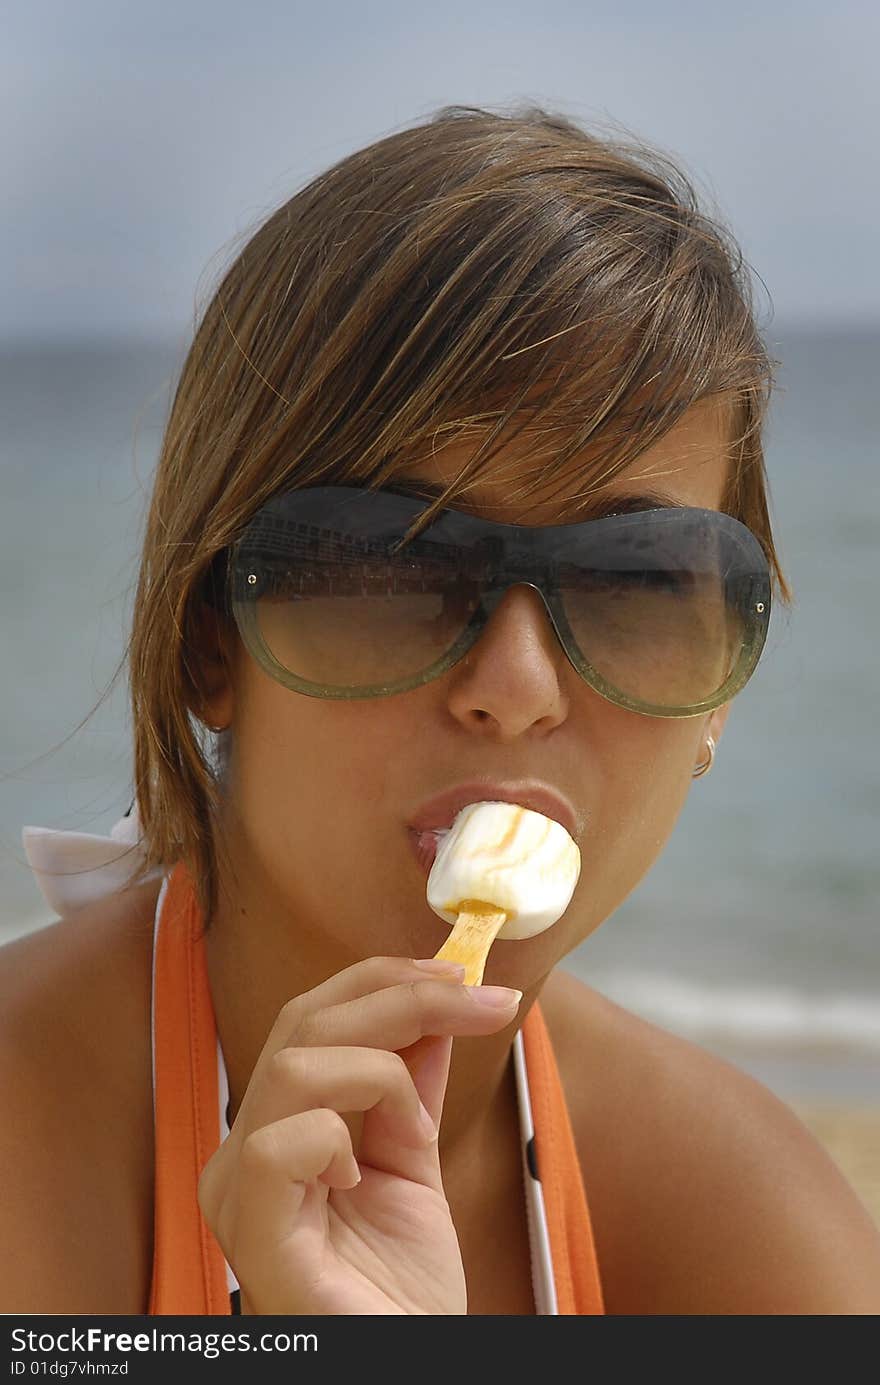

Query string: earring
[692,734,716,779]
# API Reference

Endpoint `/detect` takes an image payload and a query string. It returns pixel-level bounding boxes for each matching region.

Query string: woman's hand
[197,956,521,1315]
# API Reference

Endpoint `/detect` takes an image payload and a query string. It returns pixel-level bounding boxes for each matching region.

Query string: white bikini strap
[22,801,165,919]
[512,1028,559,1315]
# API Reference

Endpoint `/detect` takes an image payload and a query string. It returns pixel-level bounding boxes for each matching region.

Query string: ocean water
[1,328,878,1097]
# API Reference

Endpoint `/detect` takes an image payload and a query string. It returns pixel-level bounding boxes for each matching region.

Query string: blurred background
[2,3,878,1212]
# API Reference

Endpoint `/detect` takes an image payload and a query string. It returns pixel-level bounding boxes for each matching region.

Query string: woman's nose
[444,583,570,738]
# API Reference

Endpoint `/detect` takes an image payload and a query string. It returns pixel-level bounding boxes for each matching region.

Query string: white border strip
[512,1029,558,1315]
[216,1041,241,1294]
[149,875,169,1126]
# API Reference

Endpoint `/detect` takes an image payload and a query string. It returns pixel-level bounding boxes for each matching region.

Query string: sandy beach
[789,1103,880,1231]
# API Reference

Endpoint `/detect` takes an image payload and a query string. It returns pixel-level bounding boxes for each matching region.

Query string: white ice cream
[426,800,580,940]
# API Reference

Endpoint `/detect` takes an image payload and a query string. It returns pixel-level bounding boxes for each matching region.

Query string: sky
[3,0,878,341]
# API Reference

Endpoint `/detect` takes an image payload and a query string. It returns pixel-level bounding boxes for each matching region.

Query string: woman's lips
[409,828,442,874]
[407,783,581,877]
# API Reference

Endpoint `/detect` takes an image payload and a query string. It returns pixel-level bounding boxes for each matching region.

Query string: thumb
[355,1035,453,1189]
[402,1034,454,1130]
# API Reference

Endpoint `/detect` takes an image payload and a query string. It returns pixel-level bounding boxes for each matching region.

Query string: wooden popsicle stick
[432,900,508,986]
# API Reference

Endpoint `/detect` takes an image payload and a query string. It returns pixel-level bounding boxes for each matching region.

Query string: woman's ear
[706,701,732,749]
[188,601,236,731]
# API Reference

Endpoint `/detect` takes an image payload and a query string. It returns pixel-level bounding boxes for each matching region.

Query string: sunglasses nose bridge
[480,578,568,651]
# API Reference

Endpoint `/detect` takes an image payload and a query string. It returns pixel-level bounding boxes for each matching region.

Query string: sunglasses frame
[227,486,772,718]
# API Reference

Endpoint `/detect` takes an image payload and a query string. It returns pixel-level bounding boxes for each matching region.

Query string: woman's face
[207,396,734,989]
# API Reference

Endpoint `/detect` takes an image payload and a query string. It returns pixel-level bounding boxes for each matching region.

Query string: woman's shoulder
[540,967,880,1314]
[0,881,159,1312]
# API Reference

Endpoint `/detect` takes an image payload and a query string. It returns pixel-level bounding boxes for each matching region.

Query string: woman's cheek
[582,729,697,910]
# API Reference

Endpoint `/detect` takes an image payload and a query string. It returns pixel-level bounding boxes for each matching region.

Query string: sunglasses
[225,484,771,717]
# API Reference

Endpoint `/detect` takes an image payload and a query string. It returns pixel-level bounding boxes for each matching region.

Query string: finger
[356,1034,454,1187]
[226,1109,360,1313]
[239,1046,436,1152]
[290,980,522,1055]
[400,1034,454,1129]
[263,956,466,1056]
[236,957,465,1130]
[202,1111,358,1262]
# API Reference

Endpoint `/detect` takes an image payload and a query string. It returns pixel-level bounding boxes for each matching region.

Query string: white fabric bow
[22,802,165,919]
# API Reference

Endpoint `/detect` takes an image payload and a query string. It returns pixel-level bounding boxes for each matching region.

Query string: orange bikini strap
[149,862,230,1315]
[521,1005,605,1315]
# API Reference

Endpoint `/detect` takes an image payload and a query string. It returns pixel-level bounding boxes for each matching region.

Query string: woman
[4,105,880,1315]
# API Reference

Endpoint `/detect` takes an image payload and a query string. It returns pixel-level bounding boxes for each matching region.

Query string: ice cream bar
[427,801,580,984]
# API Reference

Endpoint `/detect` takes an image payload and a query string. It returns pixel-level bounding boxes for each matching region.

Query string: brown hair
[127,102,791,925]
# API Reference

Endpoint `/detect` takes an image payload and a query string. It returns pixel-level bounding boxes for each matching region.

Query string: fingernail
[412,959,466,976]
[466,985,523,1008]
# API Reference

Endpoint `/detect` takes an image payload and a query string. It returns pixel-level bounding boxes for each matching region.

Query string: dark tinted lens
[553,509,766,708]
[232,488,480,687]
